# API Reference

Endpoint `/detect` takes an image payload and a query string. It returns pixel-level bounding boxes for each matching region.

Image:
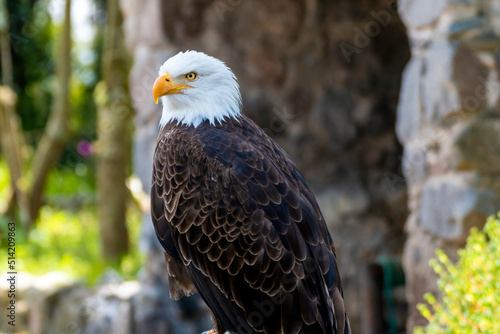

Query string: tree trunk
[0,0,13,87]
[0,0,28,222]
[95,0,133,261]
[28,0,72,228]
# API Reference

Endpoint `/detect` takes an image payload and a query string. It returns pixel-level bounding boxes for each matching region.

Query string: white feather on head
[157,51,242,128]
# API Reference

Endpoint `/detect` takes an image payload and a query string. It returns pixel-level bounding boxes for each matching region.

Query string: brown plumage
[151,114,351,334]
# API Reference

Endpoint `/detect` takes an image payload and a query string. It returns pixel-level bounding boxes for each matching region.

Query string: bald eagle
[151,51,350,334]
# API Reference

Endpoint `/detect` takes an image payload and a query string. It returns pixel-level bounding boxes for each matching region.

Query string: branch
[28,0,72,226]
[0,87,29,218]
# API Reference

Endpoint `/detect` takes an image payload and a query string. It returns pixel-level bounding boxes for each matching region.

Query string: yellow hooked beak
[153,73,193,104]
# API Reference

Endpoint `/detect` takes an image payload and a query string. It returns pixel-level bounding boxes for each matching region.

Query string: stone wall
[0,272,211,334]
[121,0,411,333]
[397,0,500,330]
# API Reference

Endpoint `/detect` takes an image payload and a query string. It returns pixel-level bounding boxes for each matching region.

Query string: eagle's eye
[185,72,197,81]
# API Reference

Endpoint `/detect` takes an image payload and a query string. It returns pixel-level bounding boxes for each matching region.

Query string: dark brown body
[151,115,350,334]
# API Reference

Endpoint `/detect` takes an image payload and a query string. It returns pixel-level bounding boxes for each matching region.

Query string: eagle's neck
[159,88,242,128]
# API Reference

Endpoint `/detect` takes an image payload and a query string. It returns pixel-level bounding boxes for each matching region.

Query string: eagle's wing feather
[151,117,348,334]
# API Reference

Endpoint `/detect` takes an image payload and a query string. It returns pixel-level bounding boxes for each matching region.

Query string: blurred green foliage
[0,159,144,283]
[7,0,102,164]
[7,0,54,136]
[1,0,139,283]
[414,215,500,334]
[0,159,9,212]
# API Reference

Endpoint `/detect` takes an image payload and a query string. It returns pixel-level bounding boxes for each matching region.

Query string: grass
[0,159,144,284]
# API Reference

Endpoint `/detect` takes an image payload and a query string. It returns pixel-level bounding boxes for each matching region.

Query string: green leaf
[416,214,500,333]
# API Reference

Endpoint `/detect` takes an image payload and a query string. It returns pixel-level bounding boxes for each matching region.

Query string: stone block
[447,17,482,40]
[454,115,500,172]
[452,43,489,113]
[402,228,461,330]
[402,229,438,328]
[422,39,462,125]
[317,178,370,224]
[396,58,423,143]
[426,121,464,173]
[398,0,447,29]
[418,173,500,242]
[401,138,429,183]
[492,1,500,34]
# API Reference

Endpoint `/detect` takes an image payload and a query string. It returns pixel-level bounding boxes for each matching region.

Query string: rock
[49,287,90,334]
[492,2,500,34]
[462,29,500,52]
[402,229,440,330]
[97,268,124,286]
[310,89,356,153]
[454,115,500,172]
[421,39,461,125]
[425,121,464,174]
[80,282,138,334]
[132,286,172,333]
[448,17,482,40]
[418,173,500,242]
[4,271,213,334]
[396,58,423,143]
[317,177,370,224]
[33,285,89,334]
[133,286,211,334]
[401,138,429,183]
[435,5,480,40]
[398,0,447,29]
[452,43,489,113]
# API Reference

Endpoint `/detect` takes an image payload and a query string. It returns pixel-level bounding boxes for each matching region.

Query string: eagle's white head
[153,51,242,128]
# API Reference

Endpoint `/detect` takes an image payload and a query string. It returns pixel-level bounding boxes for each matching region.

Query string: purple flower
[77,140,94,157]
